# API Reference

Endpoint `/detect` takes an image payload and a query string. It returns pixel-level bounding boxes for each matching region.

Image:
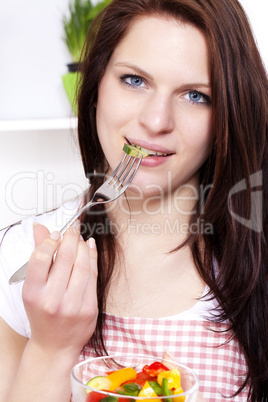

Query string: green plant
[87,0,111,21]
[62,0,111,115]
[62,0,111,63]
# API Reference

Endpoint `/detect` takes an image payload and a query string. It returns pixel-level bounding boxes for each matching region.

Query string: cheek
[96,80,114,130]
[96,79,132,136]
[96,78,131,170]
[179,108,212,151]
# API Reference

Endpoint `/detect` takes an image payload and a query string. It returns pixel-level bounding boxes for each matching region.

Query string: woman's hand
[22,222,98,359]
[5,223,98,402]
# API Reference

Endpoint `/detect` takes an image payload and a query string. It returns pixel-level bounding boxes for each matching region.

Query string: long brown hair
[77,0,268,399]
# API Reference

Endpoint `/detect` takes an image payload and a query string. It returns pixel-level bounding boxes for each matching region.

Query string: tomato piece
[87,391,106,402]
[122,371,153,387]
[117,398,132,402]
[86,391,132,402]
[134,371,154,387]
[143,362,169,377]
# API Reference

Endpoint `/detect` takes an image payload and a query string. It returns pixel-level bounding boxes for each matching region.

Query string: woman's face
[96,15,212,197]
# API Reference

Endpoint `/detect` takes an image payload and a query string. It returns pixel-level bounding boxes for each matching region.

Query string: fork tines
[108,154,141,190]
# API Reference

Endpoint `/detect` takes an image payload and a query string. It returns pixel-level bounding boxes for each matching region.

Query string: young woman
[0,0,267,401]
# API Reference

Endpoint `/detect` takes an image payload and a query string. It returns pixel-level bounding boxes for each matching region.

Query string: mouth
[126,138,174,157]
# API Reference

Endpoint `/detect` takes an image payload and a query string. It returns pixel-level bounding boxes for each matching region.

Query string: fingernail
[50,231,61,241]
[163,350,175,360]
[33,222,39,227]
[88,237,96,249]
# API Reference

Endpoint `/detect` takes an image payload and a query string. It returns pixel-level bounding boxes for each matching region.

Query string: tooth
[141,146,148,153]
[131,142,169,156]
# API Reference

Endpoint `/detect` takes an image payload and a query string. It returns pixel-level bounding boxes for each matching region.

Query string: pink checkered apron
[79,313,249,401]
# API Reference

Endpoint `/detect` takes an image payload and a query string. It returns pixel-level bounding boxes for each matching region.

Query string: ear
[33,223,50,247]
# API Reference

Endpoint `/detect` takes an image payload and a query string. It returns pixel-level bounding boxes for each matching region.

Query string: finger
[196,393,207,402]
[66,237,98,306]
[161,350,176,369]
[46,224,81,293]
[179,368,205,400]
[25,231,61,287]
[180,369,193,390]
[33,223,50,247]
[80,238,98,317]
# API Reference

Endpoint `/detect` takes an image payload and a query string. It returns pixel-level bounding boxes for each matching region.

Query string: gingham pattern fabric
[80,314,249,401]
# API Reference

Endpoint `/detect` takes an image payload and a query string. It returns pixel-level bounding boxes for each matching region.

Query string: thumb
[33,223,50,247]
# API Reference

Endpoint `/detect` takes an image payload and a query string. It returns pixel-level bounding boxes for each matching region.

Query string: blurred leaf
[62,0,112,62]
[62,0,93,62]
[87,0,111,20]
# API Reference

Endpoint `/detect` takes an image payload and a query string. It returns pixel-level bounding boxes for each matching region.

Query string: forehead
[109,15,210,80]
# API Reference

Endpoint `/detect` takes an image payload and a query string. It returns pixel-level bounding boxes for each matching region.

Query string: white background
[0,0,267,228]
[0,0,99,120]
[0,0,267,120]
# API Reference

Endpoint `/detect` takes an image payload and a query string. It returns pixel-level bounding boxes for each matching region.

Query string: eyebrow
[114,61,211,89]
[114,62,154,80]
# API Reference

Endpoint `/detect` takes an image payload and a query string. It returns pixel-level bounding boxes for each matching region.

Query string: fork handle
[8,201,97,285]
[59,200,96,236]
[9,262,28,285]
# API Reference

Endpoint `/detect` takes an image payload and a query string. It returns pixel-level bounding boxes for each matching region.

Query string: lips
[126,137,174,157]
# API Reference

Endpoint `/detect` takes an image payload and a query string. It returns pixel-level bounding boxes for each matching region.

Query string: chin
[125,178,166,198]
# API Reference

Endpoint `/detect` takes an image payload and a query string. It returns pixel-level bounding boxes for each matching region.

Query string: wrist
[7,339,79,402]
[26,339,80,372]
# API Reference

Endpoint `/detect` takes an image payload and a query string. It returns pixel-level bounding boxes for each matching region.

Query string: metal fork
[9,153,142,285]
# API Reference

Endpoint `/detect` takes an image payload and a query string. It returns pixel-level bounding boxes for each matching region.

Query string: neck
[107,178,204,248]
[104,177,208,317]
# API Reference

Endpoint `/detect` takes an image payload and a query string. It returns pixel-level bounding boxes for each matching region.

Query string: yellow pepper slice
[106,367,137,391]
[157,368,182,390]
[173,387,186,402]
[138,381,159,402]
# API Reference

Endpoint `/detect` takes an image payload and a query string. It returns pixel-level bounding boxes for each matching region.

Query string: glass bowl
[71,354,199,402]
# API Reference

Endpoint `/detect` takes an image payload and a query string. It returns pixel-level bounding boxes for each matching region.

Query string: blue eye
[130,76,143,86]
[189,91,202,102]
[120,74,145,88]
[185,90,211,105]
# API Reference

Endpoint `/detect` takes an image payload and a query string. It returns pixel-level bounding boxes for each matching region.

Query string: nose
[138,93,174,135]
